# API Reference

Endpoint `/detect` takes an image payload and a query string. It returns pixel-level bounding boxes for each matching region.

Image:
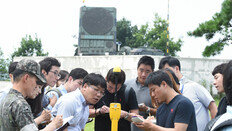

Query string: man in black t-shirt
[89,68,139,131]
[134,70,197,131]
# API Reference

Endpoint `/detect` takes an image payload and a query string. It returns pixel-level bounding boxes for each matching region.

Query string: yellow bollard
[110,103,121,131]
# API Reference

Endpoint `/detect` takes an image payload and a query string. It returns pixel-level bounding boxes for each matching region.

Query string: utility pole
[166,0,170,56]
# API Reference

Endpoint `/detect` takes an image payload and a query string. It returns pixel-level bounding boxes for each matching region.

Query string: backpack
[45,88,62,98]
[124,85,132,106]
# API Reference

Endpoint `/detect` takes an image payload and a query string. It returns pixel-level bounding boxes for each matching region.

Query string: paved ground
[0,81,11,90]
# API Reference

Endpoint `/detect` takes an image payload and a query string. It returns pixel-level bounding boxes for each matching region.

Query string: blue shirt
[51,89,89,131]
[46,84,67,99]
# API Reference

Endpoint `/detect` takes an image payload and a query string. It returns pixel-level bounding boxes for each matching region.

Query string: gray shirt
[125,78,152,131]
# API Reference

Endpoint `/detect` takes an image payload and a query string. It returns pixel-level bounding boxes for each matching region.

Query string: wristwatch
[124,112,130,120]
[146,107,150,115]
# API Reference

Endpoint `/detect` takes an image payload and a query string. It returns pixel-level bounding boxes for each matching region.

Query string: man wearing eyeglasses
[46,68,88,103]
[0,59,63,131]
[89,68,139,131]
[51,73,107,131]
[26,57,61,121]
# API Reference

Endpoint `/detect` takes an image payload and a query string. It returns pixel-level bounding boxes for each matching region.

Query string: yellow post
[110,103,121,131]
[110,66,122,131]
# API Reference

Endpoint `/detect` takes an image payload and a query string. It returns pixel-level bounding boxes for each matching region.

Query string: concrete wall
[1,55,229,94]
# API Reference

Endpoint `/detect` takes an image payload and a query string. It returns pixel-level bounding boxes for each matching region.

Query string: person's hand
[49,94,57,107]
[40,109,51,123]
[153,98,160,109]
[133,115,153,130]
[100,105,109,114]
[138,103,148,112]
[51,115,63,129]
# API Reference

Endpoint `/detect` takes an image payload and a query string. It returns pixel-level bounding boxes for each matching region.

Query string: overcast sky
[0,0,230,59]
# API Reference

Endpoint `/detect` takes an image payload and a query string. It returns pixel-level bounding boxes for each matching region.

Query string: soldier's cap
[16,59,46,84]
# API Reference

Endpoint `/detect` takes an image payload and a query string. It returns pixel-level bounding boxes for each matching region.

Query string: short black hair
[212,63,227,76]
[69,68,88,81]
[223,60,232,105]
[39,57,61,73]
[159,56,181,71]
[137,56,155,71]
[145,70,173,88]
[8,62,18,74]
[106,68,126,85]
[58,70,69,81]
[83,73,107,90]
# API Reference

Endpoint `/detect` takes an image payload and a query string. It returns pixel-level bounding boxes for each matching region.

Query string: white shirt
[180,76,214,131]
[51,89,89,131]
[211,106,232,131]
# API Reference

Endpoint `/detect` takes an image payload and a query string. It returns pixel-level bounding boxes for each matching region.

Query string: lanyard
[180,84,184,93]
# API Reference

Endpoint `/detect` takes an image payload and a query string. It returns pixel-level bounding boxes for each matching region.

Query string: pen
[102,101,106,105]
[43,108,56,119]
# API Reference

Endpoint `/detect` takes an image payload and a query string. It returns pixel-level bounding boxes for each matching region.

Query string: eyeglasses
[107,82,114,89]
[78,81,83,86]
[49,71,61,79]
[139,68,152,74]
[88,86,105,96]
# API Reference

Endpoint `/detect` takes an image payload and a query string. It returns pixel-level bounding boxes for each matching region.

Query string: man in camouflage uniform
[0,59,62,130]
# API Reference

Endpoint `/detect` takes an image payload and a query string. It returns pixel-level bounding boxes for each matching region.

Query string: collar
[78,89,88,106]
[227,106,232,114]
[58,84,67,94]
[10,88,24,98]
[179,76,185,84]
[136,77,146,87]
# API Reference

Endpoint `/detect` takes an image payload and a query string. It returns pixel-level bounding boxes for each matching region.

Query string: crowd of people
[0,55,231,131]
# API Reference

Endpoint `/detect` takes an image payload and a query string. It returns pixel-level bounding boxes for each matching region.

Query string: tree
[12,34,48,58]
[188,0,232,57]
[0,47,9,75]
[132,14,182,56]
[116,18,138,47]
[147,14,182,56]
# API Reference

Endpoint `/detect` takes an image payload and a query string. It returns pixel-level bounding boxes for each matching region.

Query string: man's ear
[82,83,88,90]
[68,76,73,82]
[22,73,30,83]
[105,77,107,81]
[41,69,47,75]
[174,66,180,72]
[161,81,167,88]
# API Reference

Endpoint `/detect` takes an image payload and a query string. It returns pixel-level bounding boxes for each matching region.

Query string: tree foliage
[117,14,182,56]
[146,14,182,56]
[12,35,48,58]
[188,0,232,57]
[116,18,138,47]
[0,47,9,74]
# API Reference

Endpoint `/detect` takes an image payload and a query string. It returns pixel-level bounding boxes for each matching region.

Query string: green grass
[84,118,95,131]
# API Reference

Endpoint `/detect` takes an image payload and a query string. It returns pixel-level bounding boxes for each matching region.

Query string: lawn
[84,119,95,131]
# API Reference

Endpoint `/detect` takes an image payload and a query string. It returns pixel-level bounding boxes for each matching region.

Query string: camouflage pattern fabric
[0,88,38,131]
[16,59,46,84]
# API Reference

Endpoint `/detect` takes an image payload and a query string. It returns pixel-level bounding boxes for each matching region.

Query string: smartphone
[138,103,145,106]
[131,116,144,123]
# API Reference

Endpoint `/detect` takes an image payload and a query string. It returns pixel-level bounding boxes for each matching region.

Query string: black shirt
[94,84,138,131]
[157,95,197,131]
[216,96,228,117]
